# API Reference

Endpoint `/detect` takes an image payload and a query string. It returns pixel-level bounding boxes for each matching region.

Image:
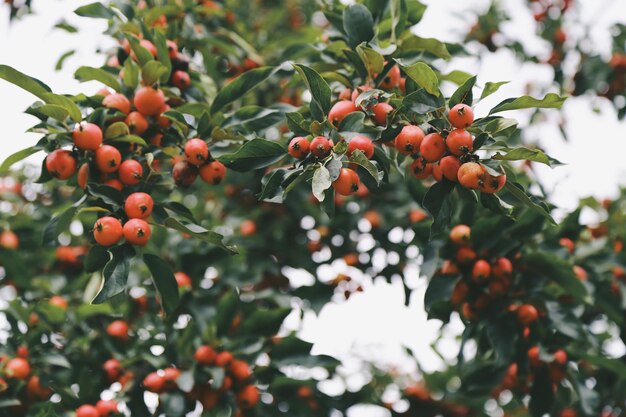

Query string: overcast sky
[2,2,626,413]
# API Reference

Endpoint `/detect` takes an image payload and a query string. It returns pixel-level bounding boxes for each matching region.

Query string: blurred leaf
[144,254,180,315]
[489,93,567,114]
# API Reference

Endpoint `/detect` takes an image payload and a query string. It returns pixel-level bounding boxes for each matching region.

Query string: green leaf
[423,180,455,238]
[126,36,154,66]
[35,104,70,121]
[485,319,516,365]
[545,301,584,339]
[400,35,451,59]
[524,252,587,302]
[122,58,140,89]
[312,166,332,202]
[480,81,509,100]
[141,61,168,86]
[104,121,130,139]
[356,45,384,81]
[163,218,237,254]
[111,135,148,146]
[42,93,82,122]
[75,66,121,91]
[74,2,114,18]
[583,355,626,379]
[42,206,77,244]
[87,183,123,208]
[343,4,375,48]
[239,308,292,337]
[402,88,444,114]
[441,70,473,85]
[153,32,172,83]
[349,149,380,185]
[528,367,555,417]
[92,247,131,304]
[0,64,52,99]
[55,50,76,71]
[144,254,180,315]
[399,62,440,96]
[489,93,567,114]
[491,147,563,167]
[258,168,287,202]
[504,182,556,225]
[449,75,476,107]
[217,138,285,172]
[293,64,331,121]
[216,289,240,336]
[0,147,40,173]
[211,66,277,115]
[424,275,459,320]
[84,245,110,273]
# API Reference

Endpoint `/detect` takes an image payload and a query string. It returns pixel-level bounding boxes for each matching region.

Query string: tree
[0,1,623,416]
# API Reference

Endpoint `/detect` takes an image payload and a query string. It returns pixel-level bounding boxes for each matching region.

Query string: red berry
[95,145,122,173]
[195,345,217,366]
[46,149,77,180]
[72,122,103,151]
[439,155,461,181]
[229,359,252,382]
[134,86,166,116]
[310,136,333,158]
[517,304,539,326]
[103,93,131,114]
[172,160,198,187]
[5,358,30,379]
[76,405,100,417]
[93,217,123,246]
[96,399,118,417]
[125,111,149,135]
[448,104,474,128]
[395,125,424,155]
[328,100,358,126]
[410,157,432,180]
[118,159,144,185]
[214,351,234,367]
[199,161,226,185]
[174,272,192,289]
[332,168,360,196]
[125,192,154,219]
[492,257,513,279]
[236,385,260,408]
[446,129,473,156]
[123,218,151,246]
[472,260,491,284]
[372,102,393,126]
[172,70,191,90]
[106,320,129,341]
[288,137,310,159]
[347,135,374,159]
[143,372,166,393]
[184,138,209,166]
[379,65,401,90]
[420,133,446,162]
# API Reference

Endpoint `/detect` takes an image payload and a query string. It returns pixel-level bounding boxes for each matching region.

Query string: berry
[103,358,123,381]
[103,93,131,114]
[328,100,358,126]
[420,133,446,162]
[95,145,122,173]
[118,159,144,185]
[166,40,178,59]
[372,102,393,126]
[288,137,310,159]
[93,217,123,246]
[72,122,103,151]
[446,129,473,156]
[553,349,568,366]
[480,173,507,194]
[143,372,166,393]
[528,346,542,367]
[184,138,210,166]
[439,155,461,182]
[229,359,252,382]
[172,70,191,90]
[95,400,118,417]
[104,178,124,191]
[195,345,217,366]
[472,260,491,284]
[240,220,257,236]
[394,125,424,155]
[379,65,401,89]
[448,103,474,128]
[76,405,100,417]
[236,385,260,408]
[456,247,477,264]
[123,218,151,246]
[215,351,234,367]
[125,111,149,135]
[174,272,192,289]
[457,162,486,189]
[517,304,539,326]
[492,257,513,279]
[124,192,154,219]
[333,168,360,196]
[173,160,198,187]
[5,358,30,379]
[77,163,89,189]
[49,295,68,310]
[347,135,374,159]
[106,320,129,341]
[310,136,333,158]
[46,149,77,180]
[134,86,166,116]
[410,157,432,179]
[199,161,227,185]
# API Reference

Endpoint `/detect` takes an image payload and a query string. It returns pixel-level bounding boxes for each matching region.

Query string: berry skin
[236,385,260,408]
[347,135,374,159]
[103,93,131,114]
[166,40,178,59]
[229,359,252,382]
[72,122,103,151]
[215,351,234,367]
[103,358,123,382]
[394,125,424,155]
[439,155,461,181]
[472,260,491,284]
[143,372,166,393]
[328,100,358,126]
[560,408,577,417]
[420,133,446,162]
[446,129,473,156]
[49,295,68,310]
[432,163,442,181]
[492,257,513,279]
[93,217,123,246]
[95,400,118,417]
[456,247,477,264]
[5,358,30,379]
[240,220,257,236]
[288,137,310,159]
[310,136,333,158]
[333,168,360,196]
[184,138,210,166]
[199,161,227,185]
[0,231,18,250]
[448,103,475,128]
[480,173,507,194]
[172,70,191,90]
[46,150,77,180]
[174,272,192,289]
[95,145,122,173]
[125,111,149,135]
[104,178,124,191]
[173,160,198,187]
[379,65,401,90]
[553,349,568,366]
[410,157,432,180]
[372,102,393,126]
[194,345,217,366]
[123,218,151,246]
[124,192,154,219]
[134,86,166,116]
[528,346,542,367]
[106,320,129,341]
[457,162,486,189]
[77,163,89,189]
[517,304,539,326]
[76,405,100,417]
[118,159,144,185]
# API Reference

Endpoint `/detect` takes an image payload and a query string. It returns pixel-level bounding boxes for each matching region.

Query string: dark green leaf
[492,147,563,167]
[211,66,277,114]
[75,66,121,91]
[74,2,114,18]
[449,75,476,107]
[480,81,509,100]
[293,64,331,121]
[343,4,375,48]
[163,218,237,254]
[217,138,285,172]
[399,62,440,96]
[42,206,77,244]
[144,254,180,315]
[92,247,131,304]
[0,147,40,173]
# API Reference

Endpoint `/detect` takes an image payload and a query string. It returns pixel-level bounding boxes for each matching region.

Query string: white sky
[2,1,626,412]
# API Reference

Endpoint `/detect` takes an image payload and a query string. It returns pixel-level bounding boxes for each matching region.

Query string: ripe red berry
[118,159,144,185]
[240,220,257,236]
[46,149,77,180]
[195,345,217,366]
[134,86,166,116]
[143,371,166,393]
[528,346,542,367]
[5,358,30,379]
[328,100,358,126]
[76,405,100,417]
[372,102,393,126]
[102,93,131,114]
[93,217,123,246]
[104,178,124,191]
[174,272,192,289]
[439,155,461,181]
[184,138,210,165]
[333,168,360,196]
[394,125,424,155]
[123,218,151,246]
[553,349,568,366]
[125,111,149,135]
[410,157,432,180]
[172,160,198,187]
[517,304,539,326]
[229,359,252,382]
[237,385,260,408]
[420,133,446,162]
[199,161,227,185]
[472,260,491,284]
[347,135,374,159]
[125,192,154,219]
[379,65,401,90]
[288,137,310,159]
[73,122,103,151]
[456,247,477,264]
[492,257,513,279]
[103,358,123,381]
[172,70,191,90]
[166,40,178,59]
[106,320,129,341]
[446,129,473,156]
[310,136,333,158]
[95,145,122,173]
[95,400,118,417]
[214,351,234,367]
[480,173,507,194]
[448,103,474,128]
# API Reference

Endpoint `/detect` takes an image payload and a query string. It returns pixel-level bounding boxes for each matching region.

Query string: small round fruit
[215,351,234,367]
[439,155,461,181]
[199,161,226,185]
[432,163,442,181]
[95,400,118,417]
[124,192,154,219]
[195,345,217,366]
[236,385,260,408]
[49,295,68,310]
[174,272,192,289]
[395,125,424,155]
[143,372,166,393]
[379,65,401,90]
[328,100,358,126]
[472,260,491,284]
[573,265,587,281]
[457,162,486,189]
[118,159,143,185]
[125,111,149,135]
[134,86,166,116]
[229,359,252,382]
[560,408,577,417]
[104,178,123,191]
[46,150,77,180]
[456,247,477,264]
[106,320,129,340]
[528,346,542,367]
[103,93,131,114]
[420,133,446,162]
[172,70,191,90]
[173,160,198,187]
[310,136,333,158]
[347,135,374,159]
[492,257,513,279]
[517,304,539,326]
[480,173,507,194]
[93,217,123,246]
[72,122,103,151]
[446,129,473,156]
[240,220,256,236]
[372,102,393,126]
[6,358,30,379]
[410,157,432,180]
[448,103,474,128]
[76,405,100,417]
[103,358,123,381]
[288,137,310,159]
[166,40,178,58]
[333,168,360,196]
[95,145,122,173]
[184,138,209,165]
[123,218,151,246]
[0,230,19,250]
[77,163,89,189]
[553,349,568,366]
